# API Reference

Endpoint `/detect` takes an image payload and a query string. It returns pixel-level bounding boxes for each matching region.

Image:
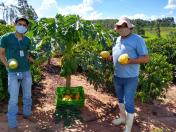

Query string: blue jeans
[7,70,32,128]
[113,76,138,113]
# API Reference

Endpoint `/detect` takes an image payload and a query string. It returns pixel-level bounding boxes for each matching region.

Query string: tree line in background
[92,17,175,29]
[92,17,175,37]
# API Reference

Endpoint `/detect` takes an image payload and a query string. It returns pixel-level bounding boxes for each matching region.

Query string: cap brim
[115,20,135,28]
[115,20,127,26]
[15,18,29,25]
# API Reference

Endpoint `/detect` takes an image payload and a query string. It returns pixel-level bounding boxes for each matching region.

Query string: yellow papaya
[8,58,18,69]
[100,51,110,59]
[118,53,128,64]
[62,95,72,101]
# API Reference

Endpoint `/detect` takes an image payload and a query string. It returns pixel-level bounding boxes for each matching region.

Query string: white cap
[115,17,134,28]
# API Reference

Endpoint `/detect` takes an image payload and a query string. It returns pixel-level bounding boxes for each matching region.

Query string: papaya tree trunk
[48,57,51,65]
[66,75,71,87]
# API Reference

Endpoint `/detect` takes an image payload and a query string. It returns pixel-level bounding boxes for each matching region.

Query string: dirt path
[0,58,176,132]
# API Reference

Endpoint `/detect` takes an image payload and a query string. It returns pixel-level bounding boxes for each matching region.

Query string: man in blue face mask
[0,16,35,131]
[15,18,28,34]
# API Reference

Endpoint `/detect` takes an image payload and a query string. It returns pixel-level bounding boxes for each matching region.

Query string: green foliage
[77,39,114,91]
[91,19,118,30]
[167,31,176,40]
[55,14,83,77]
[55,105,83,127]
[0,62,8,101]
[60,56,79,77]
[133,19,145,36]
[55,14,114,82]
[30,64,42,84]
[155,22,161,38]
[0,24,14,36]
[85,59,114,91]
[147,38,176,65]
[0,25,13,101]
[138,53,173,102]
[29,18,57,61]
[146,37,176,83]
[56,15,114,86]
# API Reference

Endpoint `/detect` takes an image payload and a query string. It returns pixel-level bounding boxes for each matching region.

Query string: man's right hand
[100,55,112,61]
[106,55,113,61]
[5,63,9,68]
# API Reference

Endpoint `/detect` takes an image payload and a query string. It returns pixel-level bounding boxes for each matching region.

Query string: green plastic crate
[56,86,85,108]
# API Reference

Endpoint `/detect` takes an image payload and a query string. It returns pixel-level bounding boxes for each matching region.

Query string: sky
[0,0,176,21]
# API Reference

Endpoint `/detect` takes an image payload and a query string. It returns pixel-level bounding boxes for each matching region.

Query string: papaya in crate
[56,86,85,108]
[62,95,72,101]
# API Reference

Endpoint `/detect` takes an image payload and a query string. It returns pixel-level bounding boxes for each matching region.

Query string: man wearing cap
[111,17,149,132]
[0,16,34,130]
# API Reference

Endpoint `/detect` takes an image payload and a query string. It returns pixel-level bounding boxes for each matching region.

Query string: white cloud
[58,0,103,20]
[35,0,103,19]
[164,0,176,10]
[0,0,18,6]
[120,13,168,21]
[0,0,103,20]
[36,0,58,18]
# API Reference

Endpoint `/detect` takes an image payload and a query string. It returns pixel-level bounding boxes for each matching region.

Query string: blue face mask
[16,25,27,34]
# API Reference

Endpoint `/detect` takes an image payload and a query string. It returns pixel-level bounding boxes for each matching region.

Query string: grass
[144,27,176,40]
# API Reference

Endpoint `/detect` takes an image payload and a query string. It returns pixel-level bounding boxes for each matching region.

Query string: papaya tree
[55,14,81,87]
[55,14,114,88]
[28,14,114,89]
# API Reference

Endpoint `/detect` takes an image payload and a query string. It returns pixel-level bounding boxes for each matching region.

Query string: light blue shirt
[112,33,148,78]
